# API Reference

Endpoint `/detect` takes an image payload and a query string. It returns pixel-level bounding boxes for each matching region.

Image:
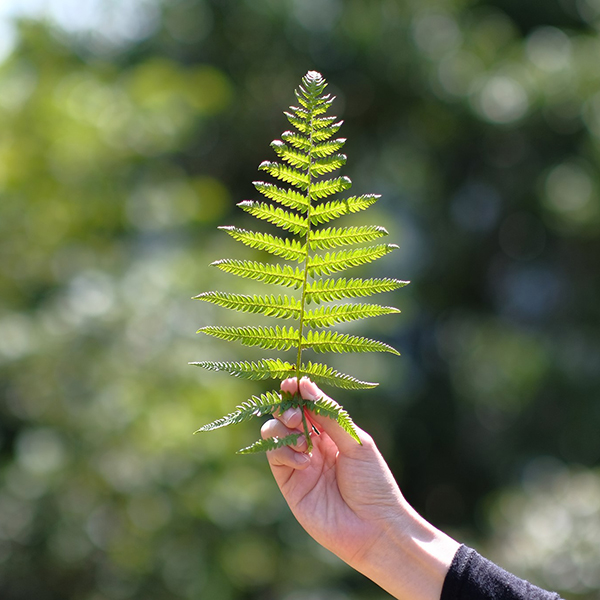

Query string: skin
[262,377,461,600]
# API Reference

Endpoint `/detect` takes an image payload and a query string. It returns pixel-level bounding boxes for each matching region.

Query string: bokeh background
[1,0,600,598]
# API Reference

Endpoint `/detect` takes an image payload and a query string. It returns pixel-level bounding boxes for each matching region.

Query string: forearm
[349,504,461,600]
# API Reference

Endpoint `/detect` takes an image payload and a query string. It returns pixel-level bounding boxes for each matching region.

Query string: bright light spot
[16,428,67,475]
[292,0,342,32]
[474,75,529,124]
[545,162,592,212]
[438,50,484,97]
[0,314,35,361]
[412,13,461,59]
[526,26,571,72]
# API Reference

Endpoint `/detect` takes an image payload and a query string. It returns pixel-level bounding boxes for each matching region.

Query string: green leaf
[305,277,410,303]
[311,397,362,444]
[259,160,310,189]
[280,130,311,152]
[305,303,400,327]
[190,359,378,389]
[302,329,400,355]
[270,140,310,171]
[253,181,310,212]
[199,325,300,351]
[311,120,343,142]
[310,194,380,225]
[190,358,296,381]
[309,225,388,250]
[307,244,399,277]
[195,390,285,432]
[237,433,302,454]
[300,361,378,389]
[193,292,302,320]
[309,176,352,200]
[238,201,308,236]
[211,259,304,288]
[310,153,347,176]
[311,138,346,158]
[219,226,306,261]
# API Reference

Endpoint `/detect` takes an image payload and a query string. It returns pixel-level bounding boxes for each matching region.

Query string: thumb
[298,377,369,455]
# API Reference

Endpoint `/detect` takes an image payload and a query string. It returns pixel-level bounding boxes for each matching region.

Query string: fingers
[261,417,310,469]
[282,377,371,455]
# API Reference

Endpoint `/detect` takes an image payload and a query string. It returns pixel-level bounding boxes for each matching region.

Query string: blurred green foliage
[0,1,599,599]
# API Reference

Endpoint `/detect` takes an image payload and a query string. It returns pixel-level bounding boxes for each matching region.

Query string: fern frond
[305,303,401,327]
[259,161,309,189]
[193,292,302,320]
[238,201,308,236]
[311,120,343,142]
[310,195,380,225]
[306,277,410,303]
[302,329,400,355]
[310,176,352,200]
[309,225,388,250]
[253,181,310,212]
[311,138,346,158]
[301,361,378,389]
[219,226,305,261]
[311,154,347,176]
[193,71,406,453]
[280,130,311,152]
[211,259,304,288]
[190,359,377,390]
[307,244,399,277]
[195,390,285,432]
[200,325,299,351]
[270,140,310,171]
[190,359,296,381]
[237,433,302,454]
[311,397,362,444]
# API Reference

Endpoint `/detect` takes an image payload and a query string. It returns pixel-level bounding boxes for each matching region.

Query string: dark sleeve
[441,545,562,600]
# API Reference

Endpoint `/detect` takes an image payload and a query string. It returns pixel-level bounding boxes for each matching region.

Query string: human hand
[262,377,460,600]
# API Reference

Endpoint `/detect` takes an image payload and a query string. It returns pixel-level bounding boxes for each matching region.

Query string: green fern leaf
[270,140,311,170]
[301,361,378,389]
[310,154,347,176]
[310,176,352,200]
[195,390,285,432]
[190,359,296,381]
[311,120,343,142]
[307,244,399,277]
[302,329,400,355]
[219,226,305,261]
[259,161,309,189]
[199,325,300,351]
[311,397,362,444]
[193,70,407,453]
[238,201,308,236]
[305,303,401,327]
[305,277,410,303]
[211,259,304,288]
[237,433,302,454]
[190,359,377,390]
[311,138,347,158]
[280,131,311,152]
[310,195,381,225]
[194,292,302,320]
[309,225,388,250]
[253,181,310,212]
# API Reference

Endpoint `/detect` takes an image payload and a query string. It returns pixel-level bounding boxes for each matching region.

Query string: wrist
[350,505,461,600]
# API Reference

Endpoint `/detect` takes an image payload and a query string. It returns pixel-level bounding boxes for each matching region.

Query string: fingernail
[282,408,299,426]
[294,453,310,466]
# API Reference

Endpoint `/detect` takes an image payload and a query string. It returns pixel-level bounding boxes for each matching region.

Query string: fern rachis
[192,71,408,453]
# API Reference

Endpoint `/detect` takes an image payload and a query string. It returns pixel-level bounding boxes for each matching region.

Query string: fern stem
[294,87,321,451]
